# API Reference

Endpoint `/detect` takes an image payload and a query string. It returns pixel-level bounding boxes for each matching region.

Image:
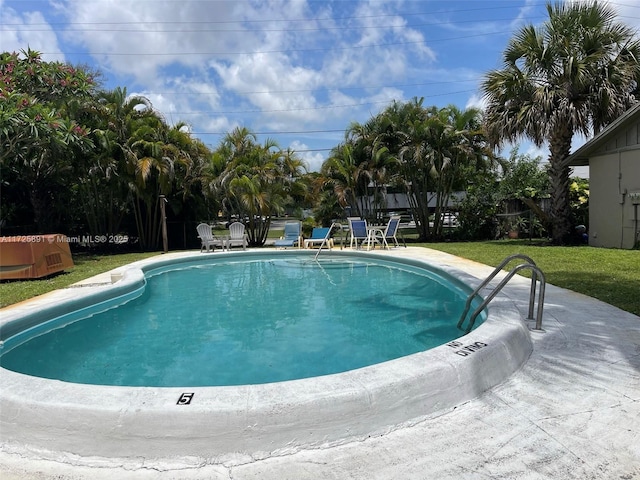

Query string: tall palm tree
[397,108,439,240]
[482,1,640,243]
[165,122,212,223]
[126,116,178,249]
[363,98,437,239]
[277,146,309,212]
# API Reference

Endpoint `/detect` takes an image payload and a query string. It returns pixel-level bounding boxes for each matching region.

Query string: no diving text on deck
[446,341,488,357]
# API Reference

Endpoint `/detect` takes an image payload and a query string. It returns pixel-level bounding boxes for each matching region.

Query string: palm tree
[397,107,439,240]
[321,142,364,218]
[86,89,210,249]
[79,87,152,238]
[346,118,398,222]
[276,146,309,213]
[433,105,494,236]
[126,116,178,249]
[361,98,438,240]
[165,122,211,222]
[212,128,305,246]
[482,1,640,243]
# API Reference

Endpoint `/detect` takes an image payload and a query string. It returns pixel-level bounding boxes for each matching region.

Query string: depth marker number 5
[177,393,194,405]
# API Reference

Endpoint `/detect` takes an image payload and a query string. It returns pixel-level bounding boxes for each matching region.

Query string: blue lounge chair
[304,227,333,249]
[274,221,302,248]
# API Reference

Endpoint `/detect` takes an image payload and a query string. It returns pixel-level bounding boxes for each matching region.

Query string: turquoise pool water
[1,254,483,387]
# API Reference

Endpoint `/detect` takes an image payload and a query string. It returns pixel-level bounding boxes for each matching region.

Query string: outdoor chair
[349,219,369,249]
[196,223,224,252]
[304,227,333,249]
[226,222,248,250]
[274,221,302,248]
[368,215,405,249]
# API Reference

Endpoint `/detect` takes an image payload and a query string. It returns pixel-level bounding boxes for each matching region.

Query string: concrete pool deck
[1,247,639,479]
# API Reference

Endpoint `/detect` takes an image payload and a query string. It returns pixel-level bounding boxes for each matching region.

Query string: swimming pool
[0,249,533,465]
[1,255,485,387]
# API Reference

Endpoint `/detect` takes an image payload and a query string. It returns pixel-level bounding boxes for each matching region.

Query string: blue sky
[2,1,639,174]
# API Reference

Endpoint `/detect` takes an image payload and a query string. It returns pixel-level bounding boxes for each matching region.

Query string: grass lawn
[0,251,160,309]
[1,241,638,317]
[423,240,640,317]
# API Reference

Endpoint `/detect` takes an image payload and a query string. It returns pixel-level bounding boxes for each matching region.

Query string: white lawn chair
[196,223,224,252]
[226,222,248,250]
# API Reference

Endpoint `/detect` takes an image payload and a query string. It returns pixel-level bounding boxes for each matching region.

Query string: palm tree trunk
[520,197,550,231]
[548,128,574,244]
[133,195,146,248]
[406,178,431,241]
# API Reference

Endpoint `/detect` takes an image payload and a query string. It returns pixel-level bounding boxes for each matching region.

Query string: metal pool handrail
[457,254,546,333]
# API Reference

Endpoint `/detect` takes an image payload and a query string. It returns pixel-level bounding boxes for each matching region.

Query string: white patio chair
[196,223,224,252]
[226,222,248,250]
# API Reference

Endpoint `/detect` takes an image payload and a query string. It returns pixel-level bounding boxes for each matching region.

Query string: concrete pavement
[1,247,638,479]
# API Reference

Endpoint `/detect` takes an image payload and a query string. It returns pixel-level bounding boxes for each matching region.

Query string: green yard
[423,240,639,317]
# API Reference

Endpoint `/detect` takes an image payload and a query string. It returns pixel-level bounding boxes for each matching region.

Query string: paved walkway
[1,248,639,479]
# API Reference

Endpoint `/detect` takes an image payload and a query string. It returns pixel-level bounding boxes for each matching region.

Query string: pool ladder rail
[457,254,546,334]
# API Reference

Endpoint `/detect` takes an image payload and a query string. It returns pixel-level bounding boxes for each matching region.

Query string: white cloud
[522,143,547,161]
[0,5,64,61]
[510,0,540,30]
[211,52,323,127]
[61,0,242,80]
[199,116,238,144]
[290,140,324,172]
[465,93,486,111]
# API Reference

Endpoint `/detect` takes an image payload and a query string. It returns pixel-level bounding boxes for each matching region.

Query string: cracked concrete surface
[1,247,638,479]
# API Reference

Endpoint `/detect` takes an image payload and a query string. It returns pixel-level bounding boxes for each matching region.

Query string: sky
[2,1,639,174]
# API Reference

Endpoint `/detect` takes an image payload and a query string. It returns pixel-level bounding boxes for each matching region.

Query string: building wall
[620,149,640,248]
[589,150,640,249]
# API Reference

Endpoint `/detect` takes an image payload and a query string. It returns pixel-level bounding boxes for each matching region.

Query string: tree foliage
[209,127,307,246]
[482,1,640,244]
[321,98,494,240]
[1,50,210,250]
[1,49,95,231]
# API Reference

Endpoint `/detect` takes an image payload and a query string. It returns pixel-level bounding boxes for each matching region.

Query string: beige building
[568,103,640,249]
